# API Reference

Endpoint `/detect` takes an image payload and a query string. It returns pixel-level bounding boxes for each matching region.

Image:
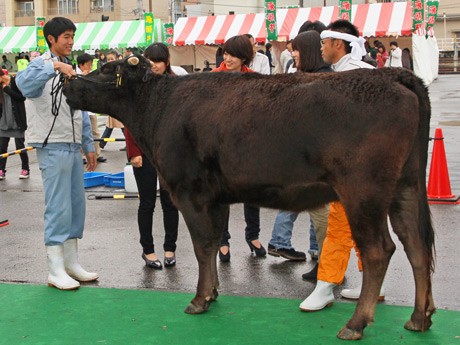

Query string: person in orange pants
[299,201,385,311]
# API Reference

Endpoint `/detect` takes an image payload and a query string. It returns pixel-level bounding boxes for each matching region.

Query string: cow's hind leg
[337,199,395,340]
[389,186,435,332]
[179,200,228,314]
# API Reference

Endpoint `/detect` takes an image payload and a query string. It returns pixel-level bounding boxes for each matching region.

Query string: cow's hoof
[184,300,210,314]
[404,318,432,332]
[337,326,363,340]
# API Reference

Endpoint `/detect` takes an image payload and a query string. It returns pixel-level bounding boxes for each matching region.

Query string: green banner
[144,12,154,45]
[264,0,277,41]
[164,23,174,46]
[36,17,47,53]
[339,0,352,21]
[426,0,439,34]
[412,0,425,32]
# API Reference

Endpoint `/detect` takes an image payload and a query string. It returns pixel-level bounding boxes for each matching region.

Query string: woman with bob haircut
[212,35,254,72]
[212,35,267,262]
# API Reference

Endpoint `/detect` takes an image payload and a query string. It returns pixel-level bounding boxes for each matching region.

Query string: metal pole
[149,0,152,12]
[454,34,458,73]
[443,12,447,41]
[171,0,176,23]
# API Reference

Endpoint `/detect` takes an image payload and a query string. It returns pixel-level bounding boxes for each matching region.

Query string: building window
[15,2,35,17]
[58,0,79,14]
[90,0,114,13]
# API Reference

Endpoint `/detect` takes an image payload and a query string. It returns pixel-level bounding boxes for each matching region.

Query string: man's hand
[53,61,76,78]
[85,152,97,171]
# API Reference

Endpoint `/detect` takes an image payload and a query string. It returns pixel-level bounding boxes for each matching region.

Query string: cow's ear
[127,56,139,66]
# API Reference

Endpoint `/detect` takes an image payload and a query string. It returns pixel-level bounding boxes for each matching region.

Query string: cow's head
[63,54,154,116]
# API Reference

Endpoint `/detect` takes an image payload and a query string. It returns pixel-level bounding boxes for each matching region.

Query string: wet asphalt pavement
[0,74,459,313]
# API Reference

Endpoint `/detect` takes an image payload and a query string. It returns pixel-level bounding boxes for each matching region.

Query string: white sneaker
[340,271,385,301]
[299,280,335,311]
[341,285,385,301]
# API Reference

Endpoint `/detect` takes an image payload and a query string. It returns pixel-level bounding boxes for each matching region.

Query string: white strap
[320,30,367,61]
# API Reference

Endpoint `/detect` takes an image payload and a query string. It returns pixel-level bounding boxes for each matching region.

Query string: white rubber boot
[340,272,385,301]
[299,280,335,312]
[64,239,99,282]
[47,245,80,290]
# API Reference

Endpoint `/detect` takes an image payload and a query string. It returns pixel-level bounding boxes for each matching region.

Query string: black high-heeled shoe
[247,240,267,257]
[218,246,230,262]
[164,254,176,267]
[142,253,163,269]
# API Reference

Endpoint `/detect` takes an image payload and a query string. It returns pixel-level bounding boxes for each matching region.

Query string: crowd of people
[1,15,413,315]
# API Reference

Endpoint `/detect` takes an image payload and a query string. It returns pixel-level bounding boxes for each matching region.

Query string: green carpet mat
[0,283,458,345]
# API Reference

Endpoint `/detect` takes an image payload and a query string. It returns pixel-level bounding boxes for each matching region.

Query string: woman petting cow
[125,43,181,269]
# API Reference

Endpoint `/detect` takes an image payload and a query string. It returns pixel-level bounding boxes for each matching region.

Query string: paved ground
[1,74,459,313]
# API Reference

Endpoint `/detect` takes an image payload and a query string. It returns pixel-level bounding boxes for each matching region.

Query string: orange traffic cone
[427,128,460,204]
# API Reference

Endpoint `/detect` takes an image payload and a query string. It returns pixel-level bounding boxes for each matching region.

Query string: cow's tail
[384,69,436,273]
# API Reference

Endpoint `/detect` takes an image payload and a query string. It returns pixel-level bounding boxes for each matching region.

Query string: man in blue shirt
[16,17,98,290]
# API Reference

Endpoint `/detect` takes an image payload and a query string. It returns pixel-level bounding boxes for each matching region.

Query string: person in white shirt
[171,65,188,76]
[244,34,271,75]
[387,41,403,67]
[279,40,293,73]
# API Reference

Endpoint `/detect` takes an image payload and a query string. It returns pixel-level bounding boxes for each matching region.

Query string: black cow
[63,56,435,340]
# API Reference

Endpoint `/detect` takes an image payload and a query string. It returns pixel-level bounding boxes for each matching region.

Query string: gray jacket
[16,51,93,152]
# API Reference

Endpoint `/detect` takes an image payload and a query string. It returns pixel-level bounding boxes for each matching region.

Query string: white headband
[320,30,367,61]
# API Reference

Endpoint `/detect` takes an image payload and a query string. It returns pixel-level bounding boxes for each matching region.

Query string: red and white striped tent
[172,1,437,84]
[173,2,412,46]
[173,13,267,46]
[277,2,412,40]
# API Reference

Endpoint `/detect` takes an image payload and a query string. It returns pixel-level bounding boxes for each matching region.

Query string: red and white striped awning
[173,13,267,46]
[277,2,412,40]
[173,2,413,46]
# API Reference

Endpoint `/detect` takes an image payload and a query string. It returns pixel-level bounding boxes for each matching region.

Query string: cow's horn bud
[128,57,139,66]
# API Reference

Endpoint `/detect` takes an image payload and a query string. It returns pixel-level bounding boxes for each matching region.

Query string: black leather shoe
[247,240,267,257]
[267,244,306,261]
[302,262,318,281]
[142,253,162,269]
[164,254,176,267]
[218,246,230,262]
[97,156,107,163]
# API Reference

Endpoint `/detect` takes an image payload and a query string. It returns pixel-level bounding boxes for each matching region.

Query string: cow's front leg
[178,200,228,314]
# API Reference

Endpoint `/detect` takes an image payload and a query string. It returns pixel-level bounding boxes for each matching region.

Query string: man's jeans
[269,211,317,250]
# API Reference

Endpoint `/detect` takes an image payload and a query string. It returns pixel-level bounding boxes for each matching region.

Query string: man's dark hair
[390,41,398,47]
[243,33,254,40]
[298,20,327,34]
[223,35,254,66]
[326,19,360,54]
[77,53,93,67]
[44,17,76,48]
